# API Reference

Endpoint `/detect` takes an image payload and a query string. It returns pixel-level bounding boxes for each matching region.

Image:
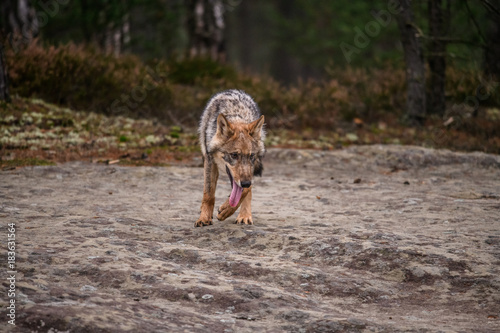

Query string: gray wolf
[195,89,265,227]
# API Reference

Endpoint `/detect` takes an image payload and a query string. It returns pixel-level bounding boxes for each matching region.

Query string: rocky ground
[1,145,499,332]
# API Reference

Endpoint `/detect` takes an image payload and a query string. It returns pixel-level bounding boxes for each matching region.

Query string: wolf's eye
[230,152,238,159]
[250,153,256,161]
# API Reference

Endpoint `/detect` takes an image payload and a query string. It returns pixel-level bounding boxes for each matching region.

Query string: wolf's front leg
[195,157,219,227]
[235,188,253,225]
[217,188,251,221]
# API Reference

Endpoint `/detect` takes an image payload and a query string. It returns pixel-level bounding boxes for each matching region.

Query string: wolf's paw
[217,201,237,221]
[194,218,213,227]
[235,215,253,225]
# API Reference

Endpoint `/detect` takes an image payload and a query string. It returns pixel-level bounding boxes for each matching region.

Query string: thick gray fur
[198,89,265,156]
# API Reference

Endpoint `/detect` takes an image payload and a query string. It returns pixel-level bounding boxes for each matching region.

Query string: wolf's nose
[241,181,252,188]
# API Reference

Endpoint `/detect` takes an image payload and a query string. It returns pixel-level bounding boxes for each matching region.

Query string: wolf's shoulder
[209,90,260,122]
[209,89,258,108]
[210,89,252,100]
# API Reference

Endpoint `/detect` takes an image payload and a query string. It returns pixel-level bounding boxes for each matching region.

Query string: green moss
[1,43,498,154]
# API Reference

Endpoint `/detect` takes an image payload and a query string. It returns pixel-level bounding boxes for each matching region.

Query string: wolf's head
[211,114,265,207]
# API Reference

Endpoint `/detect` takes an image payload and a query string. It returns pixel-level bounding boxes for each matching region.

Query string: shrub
[5,42,499,132]
[7,43,149,114]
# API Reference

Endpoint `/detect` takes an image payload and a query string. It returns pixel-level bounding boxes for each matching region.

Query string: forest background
[1,0,499,167]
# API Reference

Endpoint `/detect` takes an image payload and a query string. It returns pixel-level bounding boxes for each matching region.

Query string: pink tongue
[229,179,243,207]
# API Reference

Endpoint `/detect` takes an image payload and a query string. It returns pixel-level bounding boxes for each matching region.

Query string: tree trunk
[0,0,38,103]
[81,1,130,56]
[187,0,226,61]
[484,0,500,80]
[427,0,448,116]
[238,0,251,68]
[0,0,39,51]
[81,0,91,43]
[0,42,11,102]
[271,0,298,83]
[395,0,426,125]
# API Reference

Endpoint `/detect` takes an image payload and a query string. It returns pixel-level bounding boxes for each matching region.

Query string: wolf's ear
[248,115,265,140]
[216,114,234,138]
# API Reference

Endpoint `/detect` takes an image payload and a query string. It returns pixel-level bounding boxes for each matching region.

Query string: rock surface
[1,145,499,332]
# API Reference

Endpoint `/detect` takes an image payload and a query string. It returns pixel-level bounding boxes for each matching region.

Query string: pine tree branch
[464,0,487,44]
[479,0,500,18]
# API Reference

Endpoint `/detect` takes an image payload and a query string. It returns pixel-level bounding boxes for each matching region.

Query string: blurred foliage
[6,42,172,119]
[230,0,492,79]
[1,0,498,166]
[33,0,187,60]
[18,0,493,83]
[5,42,499,133]
[1,94,499,172]
[166,57,238,85]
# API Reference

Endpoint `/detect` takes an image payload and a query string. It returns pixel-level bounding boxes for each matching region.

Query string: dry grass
[1,42,499,166]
